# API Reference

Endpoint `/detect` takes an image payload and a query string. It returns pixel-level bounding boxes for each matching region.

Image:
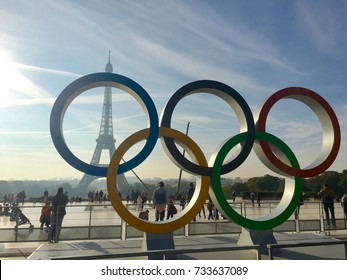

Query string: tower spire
[105,51,113,73]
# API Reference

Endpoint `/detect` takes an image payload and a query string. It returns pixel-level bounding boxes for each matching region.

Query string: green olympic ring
[210,131,303,230]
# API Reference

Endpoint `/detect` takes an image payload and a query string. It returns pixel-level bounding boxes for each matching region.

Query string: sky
[0,0,346,183]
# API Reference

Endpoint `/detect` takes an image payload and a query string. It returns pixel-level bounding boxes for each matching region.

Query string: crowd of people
[147,182,225,222]
[1,183,347,243]
[3,191,26,205]
[0,187,69,243]
[87,190,108,203]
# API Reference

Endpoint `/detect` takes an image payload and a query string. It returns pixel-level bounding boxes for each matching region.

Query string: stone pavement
[1,201,346,260]
[2,231,346,260]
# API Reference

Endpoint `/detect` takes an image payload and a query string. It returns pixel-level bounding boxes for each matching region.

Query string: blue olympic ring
[50,72,159,176]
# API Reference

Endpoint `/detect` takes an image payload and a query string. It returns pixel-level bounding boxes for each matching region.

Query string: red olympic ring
[255,87,341,178]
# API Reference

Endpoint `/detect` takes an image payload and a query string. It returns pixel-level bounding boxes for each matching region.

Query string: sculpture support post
[238,227,279,255]
[142,232,176,260]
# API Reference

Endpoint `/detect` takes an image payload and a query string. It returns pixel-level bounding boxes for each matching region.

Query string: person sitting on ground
[139,209,149,221]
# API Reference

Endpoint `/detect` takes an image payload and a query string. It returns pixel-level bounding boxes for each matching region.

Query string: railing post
[14,227,18,242]
[88,204,92,239]
[184,222,189,237]
[319,202,325,232]
[295,218,300,233]
[268,245,274,260]
[215,208,219,233]
[121,205,127,240]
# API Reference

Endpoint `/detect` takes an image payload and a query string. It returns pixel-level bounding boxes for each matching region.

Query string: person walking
[317,183,336,227]
[294,193,304,219]
[48,187,68,243]
[186,182,195,203]
[136,195,143,211]
[340,193,347,221]
[152,182,168,221]
[207,198,215,220]
[231,190,236,202]
[199,204,206,219]
[43,190,49,203]
[256,192,261,207]
[250,191,256,206]
[186,182,196,221]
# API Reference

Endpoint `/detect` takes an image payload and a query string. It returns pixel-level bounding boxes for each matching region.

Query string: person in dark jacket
[48,187,68,243]
[340,194,347,220]
[317,183,336,227]
[152,182,168,221]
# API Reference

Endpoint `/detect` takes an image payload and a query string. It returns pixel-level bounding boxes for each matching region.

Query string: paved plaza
[1,200,347,260]
[1,231,346,260]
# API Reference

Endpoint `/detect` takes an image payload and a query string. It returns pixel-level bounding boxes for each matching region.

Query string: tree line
[1,170,346,201]
[222,170,347,200]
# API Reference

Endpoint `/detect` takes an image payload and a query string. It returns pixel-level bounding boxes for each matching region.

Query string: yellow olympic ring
[107,127,210,233]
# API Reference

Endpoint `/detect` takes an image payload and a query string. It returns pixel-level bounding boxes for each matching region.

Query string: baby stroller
[11,204,34,230]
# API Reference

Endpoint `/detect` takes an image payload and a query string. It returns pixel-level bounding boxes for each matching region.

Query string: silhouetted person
[48,187,68,243]
[186,182,196,221]
[199,204,206,219]
[231,190,236,202]
[186,182,195,203]
[250,191,256,206]
[317,183,336,227]
[152,182,168,221]
[294,193,304,219]
[340,194,347,221]
[257,192,261,207]
[207,197,219,220]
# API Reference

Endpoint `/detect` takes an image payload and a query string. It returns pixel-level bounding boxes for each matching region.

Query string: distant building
[234,177,242,184]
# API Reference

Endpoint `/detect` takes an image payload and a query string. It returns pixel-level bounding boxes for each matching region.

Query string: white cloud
[14,63,82,78]
[295,1,347,54]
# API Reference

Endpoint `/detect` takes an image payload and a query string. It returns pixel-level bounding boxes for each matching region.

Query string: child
[40,202,52,228]
[167,199,177,219]
[139,209,149,221]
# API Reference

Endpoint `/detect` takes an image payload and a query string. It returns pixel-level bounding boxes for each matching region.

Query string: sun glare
[0,50,21,100]
[0,49,51,107]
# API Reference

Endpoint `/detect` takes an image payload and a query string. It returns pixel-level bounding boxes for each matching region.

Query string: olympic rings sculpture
[50,72,341,233]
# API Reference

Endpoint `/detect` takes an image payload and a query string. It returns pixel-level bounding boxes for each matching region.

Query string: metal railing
[0,201,346,243]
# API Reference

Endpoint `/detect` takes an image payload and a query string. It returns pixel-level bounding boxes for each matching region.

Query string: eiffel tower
[74,53,128,197]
